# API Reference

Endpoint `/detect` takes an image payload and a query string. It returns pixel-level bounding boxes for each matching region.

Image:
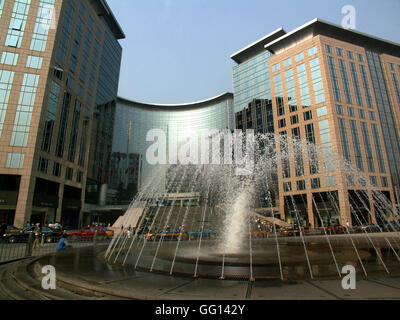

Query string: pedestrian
[33,224,42,249]
[127,225,132,239]
[26,221,30,228]
[56,233,70,251]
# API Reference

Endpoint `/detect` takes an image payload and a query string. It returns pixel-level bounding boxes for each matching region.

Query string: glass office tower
[108,93,234,202]
[0,0,124,228]
[232,19,399,227]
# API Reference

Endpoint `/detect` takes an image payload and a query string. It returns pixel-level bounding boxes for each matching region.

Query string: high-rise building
[0,0,124,228]
[231,18,400,227]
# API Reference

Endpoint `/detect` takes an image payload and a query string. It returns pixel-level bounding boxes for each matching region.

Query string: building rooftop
[264,18,400,57]
[230,28,286,64]
[89,0,125,40]
[117,92,233,111]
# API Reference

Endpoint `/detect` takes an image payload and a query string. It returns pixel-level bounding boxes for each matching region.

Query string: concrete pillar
[55,183,64,223]
[14,174,35,228]
[338,189,351,227]
[367,190,377,224]
[278,195,285,221]
[307,192,315,228]
[99,183,108,206]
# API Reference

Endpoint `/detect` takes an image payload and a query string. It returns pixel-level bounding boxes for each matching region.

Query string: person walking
[127,225,132,239]
[33,224,42,249]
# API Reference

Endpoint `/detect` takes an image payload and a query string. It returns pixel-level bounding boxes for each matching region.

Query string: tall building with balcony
[0,0,124,228]
[231,18,400,227]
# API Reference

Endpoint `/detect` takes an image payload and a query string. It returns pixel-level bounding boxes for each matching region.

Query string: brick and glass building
[0,0,124,228]
[231,18,400,227]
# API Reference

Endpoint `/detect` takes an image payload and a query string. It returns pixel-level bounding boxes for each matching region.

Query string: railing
[0,231,111,264]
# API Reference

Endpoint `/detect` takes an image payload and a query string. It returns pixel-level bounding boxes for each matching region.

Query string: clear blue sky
[109,0,400,104]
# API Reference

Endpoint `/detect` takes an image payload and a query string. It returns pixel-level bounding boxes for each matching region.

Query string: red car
[67,226,107,240]
[325,224,347,234]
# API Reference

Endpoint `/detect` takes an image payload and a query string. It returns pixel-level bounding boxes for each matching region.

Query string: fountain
[104,131,400,281]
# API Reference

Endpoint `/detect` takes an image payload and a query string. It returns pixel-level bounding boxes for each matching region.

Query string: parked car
[146,230,189,241]
[3,226,61,243]
[187,228,219,240]
[6,225,21,234]
[95,226,114,238]
[66,226,107,241]
[280,225,310,237]
[325,224,347,234]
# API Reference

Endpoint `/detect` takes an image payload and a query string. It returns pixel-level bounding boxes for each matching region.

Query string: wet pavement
[33,243,400,299]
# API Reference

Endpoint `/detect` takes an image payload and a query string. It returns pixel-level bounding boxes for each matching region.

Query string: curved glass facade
[109,93,234,199]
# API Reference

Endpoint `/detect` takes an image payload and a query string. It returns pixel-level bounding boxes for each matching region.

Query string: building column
[55,183,64,223]
[338,189,351,227]
[367,190,377,224]
[14,174,35,228]
[278,195,285,222]
[307,192,315,228]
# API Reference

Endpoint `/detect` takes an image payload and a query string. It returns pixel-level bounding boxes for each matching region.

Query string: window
[338,59,353,104]
[52,162,61,177]
[349,62,363,106]
[10,73,40,147]
[54,65,63,80]
[336,48,343,56]
[381,176,388,187]
[308,46,317,56]
[317,106,327,117]
[347,107,355,117]
[389,63,394,71]
[26,55,43,69]
[361,122,374,172]
[326,176,337,187]
[283,58,291,67]
[283,182,292,192]
[0,70,15,138]
[278,118,286,128]
[347,51,354,60]
[327,56,341,102]
[338,118,351,163]
[371,124,386,173]
[290,114,299,125]
[336,105,344,115]
[358,109,365,119]
[349,120,363,171]
[297,63,310,107]
[303,110,312,121]
[309,57,325,104]
[296,180,306,190]
[30,0,55,52]
[325,44,332,54]
[311,178,321,189]
[272,63,280,72]
[5,0,31,48]
[5,153,24,168]
[370,176,377,187]
[295,52,304,62]
[77,171,83,183]
[65,167,73,180]
[1,52,18,65]
[41,81,60,153]
[38,157,49,173]
[357,53,364,62]
[369,111,376,121]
